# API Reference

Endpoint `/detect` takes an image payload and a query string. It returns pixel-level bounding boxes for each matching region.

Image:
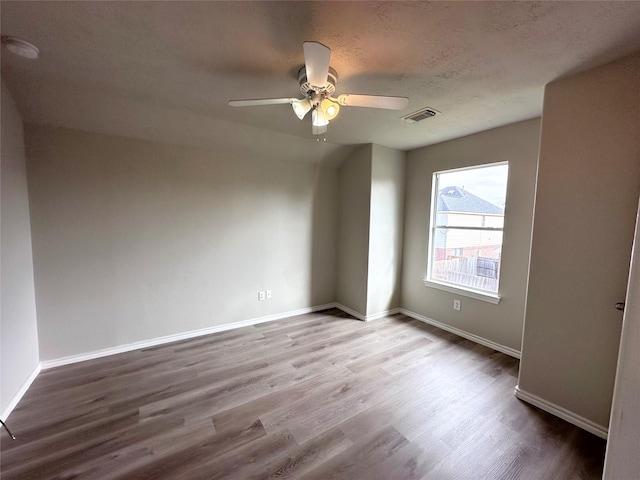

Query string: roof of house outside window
[437,186,504,215]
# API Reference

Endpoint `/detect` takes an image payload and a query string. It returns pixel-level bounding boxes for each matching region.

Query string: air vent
[402,107,440,123]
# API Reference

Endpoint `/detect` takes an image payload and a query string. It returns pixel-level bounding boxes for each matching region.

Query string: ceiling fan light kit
[312,109,329,127]
[292,98,313,120]
[229,41,409,136]
[320,98,340,120]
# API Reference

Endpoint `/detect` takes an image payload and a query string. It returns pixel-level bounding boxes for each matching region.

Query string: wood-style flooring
[1,309,606,479]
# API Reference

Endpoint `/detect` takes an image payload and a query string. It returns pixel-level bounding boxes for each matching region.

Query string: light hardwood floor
[1,309,606,479]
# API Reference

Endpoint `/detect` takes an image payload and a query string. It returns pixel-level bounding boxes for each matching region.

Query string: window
[425,162,508,302]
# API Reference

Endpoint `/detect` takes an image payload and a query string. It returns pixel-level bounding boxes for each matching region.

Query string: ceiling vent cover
[402,107,440,123]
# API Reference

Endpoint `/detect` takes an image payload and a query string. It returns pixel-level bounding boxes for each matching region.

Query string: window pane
[435,164,507,228]
[431,227,502,292]
[428,162,508,294]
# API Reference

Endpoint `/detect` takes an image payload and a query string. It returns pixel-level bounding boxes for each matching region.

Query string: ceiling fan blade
[228,98,298,107]
[336,94,409,110]
[303,41,331,89]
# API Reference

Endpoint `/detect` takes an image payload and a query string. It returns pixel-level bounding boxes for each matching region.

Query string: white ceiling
[2,1,640,154]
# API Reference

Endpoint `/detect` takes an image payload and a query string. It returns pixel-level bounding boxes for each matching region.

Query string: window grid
[426,162,508,296]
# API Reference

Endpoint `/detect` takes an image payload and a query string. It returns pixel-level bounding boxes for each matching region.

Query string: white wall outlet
[453,299,461,311]
[258,291,266,301]
[266,290,272,299]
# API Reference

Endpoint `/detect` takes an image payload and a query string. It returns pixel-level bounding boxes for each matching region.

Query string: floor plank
[0,309,606,479]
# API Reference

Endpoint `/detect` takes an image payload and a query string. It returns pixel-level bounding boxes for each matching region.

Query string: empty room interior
[1,2,640,479]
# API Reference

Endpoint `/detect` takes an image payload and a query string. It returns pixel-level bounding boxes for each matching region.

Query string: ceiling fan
[228,41,409,135]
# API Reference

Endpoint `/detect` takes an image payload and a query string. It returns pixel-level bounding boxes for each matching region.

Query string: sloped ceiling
[2,1,640,156]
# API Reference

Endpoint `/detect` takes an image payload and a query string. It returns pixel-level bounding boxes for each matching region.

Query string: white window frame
[423,162,508,304]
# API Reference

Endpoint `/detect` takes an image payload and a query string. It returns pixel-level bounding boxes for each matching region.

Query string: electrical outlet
[258,291,266,301]
[266,290,272,299]
[453,299,461,311]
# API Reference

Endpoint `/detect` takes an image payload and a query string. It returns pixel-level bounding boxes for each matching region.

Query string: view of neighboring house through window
[426,162,509,296]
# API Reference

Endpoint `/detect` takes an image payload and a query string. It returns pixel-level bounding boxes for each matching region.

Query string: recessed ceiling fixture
[1,35,40,59]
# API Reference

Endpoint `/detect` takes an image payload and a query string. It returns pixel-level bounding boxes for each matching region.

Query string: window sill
[422,279,501,304]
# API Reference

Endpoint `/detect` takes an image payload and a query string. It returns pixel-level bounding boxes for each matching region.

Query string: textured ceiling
[2,1,640,155]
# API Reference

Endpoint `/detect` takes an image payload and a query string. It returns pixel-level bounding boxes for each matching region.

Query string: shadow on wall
[367,174,404,316]
[308,145,355,308]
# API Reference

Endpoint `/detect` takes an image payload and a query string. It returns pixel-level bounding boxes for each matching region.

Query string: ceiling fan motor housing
[298,66,337,98]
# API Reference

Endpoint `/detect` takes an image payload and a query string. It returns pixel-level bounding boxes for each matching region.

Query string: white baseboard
[334,304,401,322]
[41,303,337,370]
[364,308,401,321]
[1,362,41,421]
[399,308,521,359]
[514,386,608,439]
[334,303,366,321]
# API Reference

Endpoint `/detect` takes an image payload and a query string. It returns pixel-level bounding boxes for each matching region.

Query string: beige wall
[1,81,40,413]
[366,145,405,317]
[401,119,541,352]
[336,145,372,316]
[518,53,640,430]
[604,198,640,478]
[336,144,406,319]
[25,126,339,361]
